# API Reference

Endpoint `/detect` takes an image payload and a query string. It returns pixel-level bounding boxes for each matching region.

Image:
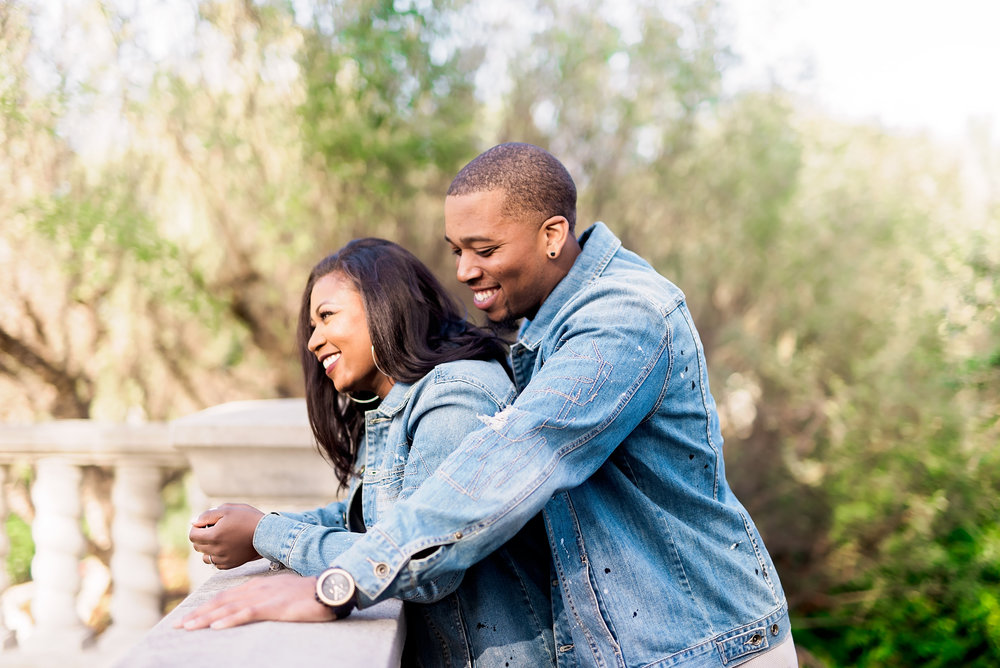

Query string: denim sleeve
[388,368,516,602]
[278,500,348,528]
[252,501,357,576]
[333,287,675,607]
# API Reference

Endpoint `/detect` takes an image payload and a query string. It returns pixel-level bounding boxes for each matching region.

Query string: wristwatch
[315,567,357,619]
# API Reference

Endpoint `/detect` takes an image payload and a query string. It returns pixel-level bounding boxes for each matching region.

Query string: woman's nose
[307,326,325,353]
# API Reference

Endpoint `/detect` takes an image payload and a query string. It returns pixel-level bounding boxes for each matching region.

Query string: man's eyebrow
[445,234,497,245]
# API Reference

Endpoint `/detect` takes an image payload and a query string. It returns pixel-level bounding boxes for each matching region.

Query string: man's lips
[472,287,499,308]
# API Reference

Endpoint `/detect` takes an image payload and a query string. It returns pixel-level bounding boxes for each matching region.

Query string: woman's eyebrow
[312,299,335,315]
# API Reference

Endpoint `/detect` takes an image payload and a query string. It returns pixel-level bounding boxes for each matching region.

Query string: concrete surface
[114,560,404,668]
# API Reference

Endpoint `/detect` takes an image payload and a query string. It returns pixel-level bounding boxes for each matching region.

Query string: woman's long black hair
[297,238,508,487]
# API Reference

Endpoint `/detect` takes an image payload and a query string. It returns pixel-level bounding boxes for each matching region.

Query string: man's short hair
[447,143,577,231]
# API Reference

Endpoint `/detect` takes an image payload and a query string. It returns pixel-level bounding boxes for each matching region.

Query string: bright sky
[722,0,1000,142]
[28,0,1000,155]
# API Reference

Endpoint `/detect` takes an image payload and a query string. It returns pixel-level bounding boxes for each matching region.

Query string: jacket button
[747,633,762,646]
[771,623,779,636]
[373,562,390,577]
[454,531,463,540]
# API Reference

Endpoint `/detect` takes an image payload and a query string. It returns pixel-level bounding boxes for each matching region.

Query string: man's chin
[486,313,521,340]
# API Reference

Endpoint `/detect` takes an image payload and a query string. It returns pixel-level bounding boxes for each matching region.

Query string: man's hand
[189,503,265,569]
[175,573,336,630]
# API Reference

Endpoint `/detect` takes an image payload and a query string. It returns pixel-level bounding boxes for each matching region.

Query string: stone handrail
[0,399,403,667]
[114,559,403,668]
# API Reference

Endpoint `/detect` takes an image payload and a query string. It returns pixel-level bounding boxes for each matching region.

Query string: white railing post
[0,464,15,651]
[24,457,91,651]
[185,472,213,591]
[102,463,165,651]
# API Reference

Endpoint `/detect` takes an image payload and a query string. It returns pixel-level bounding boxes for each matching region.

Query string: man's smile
[472,288,499,307]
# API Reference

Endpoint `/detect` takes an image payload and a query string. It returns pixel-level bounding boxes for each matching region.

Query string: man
[183,143,795,667]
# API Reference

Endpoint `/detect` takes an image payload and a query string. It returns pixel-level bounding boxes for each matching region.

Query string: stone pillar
[24,458,91,651]
[102,464,165,651]
[0,465,15,650]
[185,473,214,591]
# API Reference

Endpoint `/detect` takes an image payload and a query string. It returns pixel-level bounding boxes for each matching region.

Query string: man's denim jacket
[323,223,791,668]
[253,359,555,667]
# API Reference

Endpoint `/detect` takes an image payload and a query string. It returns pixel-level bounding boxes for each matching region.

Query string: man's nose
[455,252,482,284]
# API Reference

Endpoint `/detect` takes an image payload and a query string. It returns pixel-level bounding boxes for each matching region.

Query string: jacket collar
[365,379,414,419]
[517,222,620,350]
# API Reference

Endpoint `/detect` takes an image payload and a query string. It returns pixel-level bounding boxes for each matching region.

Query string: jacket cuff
[252,512,302,566]
[254,511,363,576]
[332,527,412,607]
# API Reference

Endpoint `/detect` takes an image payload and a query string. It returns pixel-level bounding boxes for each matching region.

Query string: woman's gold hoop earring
[346,392,379,404]
[371,345,389,377]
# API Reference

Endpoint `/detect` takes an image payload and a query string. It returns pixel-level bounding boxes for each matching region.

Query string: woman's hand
[175,573,336,630]
[189,503,265,569]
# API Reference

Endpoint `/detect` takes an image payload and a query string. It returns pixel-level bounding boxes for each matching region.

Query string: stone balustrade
[114,559,403,668]
[0,399,401,668]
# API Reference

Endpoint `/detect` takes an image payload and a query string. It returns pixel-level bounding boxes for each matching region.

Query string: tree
[0,0,485,419]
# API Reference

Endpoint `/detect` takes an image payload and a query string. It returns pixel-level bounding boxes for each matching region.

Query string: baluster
[186,473,214,590]
[24,458,90,651]
[0,464,15,650]
[101,463,165,651]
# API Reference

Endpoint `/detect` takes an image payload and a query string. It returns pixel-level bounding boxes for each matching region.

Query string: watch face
[318,569,354,607]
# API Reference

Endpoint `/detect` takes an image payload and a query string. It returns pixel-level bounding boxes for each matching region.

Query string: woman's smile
[321,351,341,374]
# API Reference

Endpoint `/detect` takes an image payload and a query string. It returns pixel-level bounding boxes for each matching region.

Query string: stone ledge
[172,398,342,504]
[114,560,404,668]
[0,421,179,467]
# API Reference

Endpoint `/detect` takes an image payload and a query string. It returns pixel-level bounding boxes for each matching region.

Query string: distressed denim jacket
[329,223,790,668]
[252,359,555,667]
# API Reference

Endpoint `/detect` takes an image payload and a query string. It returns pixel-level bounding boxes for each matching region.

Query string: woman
[181,239,555,667]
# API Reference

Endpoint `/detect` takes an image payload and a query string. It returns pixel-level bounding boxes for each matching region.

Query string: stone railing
[0,399,403,668]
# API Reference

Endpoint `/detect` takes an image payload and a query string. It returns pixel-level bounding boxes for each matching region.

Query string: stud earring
[548,251,557,258]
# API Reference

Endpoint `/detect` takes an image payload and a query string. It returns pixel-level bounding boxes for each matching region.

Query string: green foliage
[296,0,481,251]
[798,493,1000,667]
[30,181,215,317]
[5,513,34,585]
[158,473,194,555]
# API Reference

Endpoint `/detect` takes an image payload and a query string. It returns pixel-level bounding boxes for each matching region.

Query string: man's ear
[541,215,570,257]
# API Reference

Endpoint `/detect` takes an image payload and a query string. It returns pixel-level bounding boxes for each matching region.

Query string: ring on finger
[208,554,215,566]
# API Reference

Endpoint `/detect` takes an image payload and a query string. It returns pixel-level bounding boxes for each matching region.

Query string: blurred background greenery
[1,0,998,665]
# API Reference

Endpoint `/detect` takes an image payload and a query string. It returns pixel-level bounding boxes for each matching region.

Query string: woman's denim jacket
[252,359,555,667]
[324,223,791,668]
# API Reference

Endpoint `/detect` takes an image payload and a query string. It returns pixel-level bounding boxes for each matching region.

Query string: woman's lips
[321,352,341,376]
